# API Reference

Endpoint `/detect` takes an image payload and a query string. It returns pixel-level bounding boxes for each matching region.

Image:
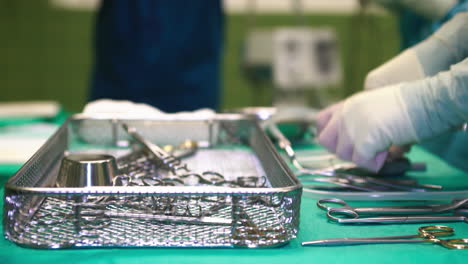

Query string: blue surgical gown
[89,0,223,113]
[399,0,468,49]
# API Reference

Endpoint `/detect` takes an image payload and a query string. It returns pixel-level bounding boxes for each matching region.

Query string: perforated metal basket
[3,114,302,248]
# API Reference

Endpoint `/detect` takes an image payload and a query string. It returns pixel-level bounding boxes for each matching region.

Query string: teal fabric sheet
[1,146,468,263]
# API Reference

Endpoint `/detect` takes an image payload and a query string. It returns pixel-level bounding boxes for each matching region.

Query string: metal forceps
[33,204,232,227]
[307,170,441,192]
[122,123,214,185]
[122,123,191,175]
[302,225,468,249]
[318,198,468,224]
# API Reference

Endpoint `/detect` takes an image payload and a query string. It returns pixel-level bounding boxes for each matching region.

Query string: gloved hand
[365,12,468,90]
[316,57,468,172]
[316,85,417,171]
[316,12,468,171]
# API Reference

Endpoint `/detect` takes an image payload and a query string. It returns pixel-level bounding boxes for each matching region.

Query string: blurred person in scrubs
[88,0,223,113]
[371,0,461,48]
[316,1,468,172]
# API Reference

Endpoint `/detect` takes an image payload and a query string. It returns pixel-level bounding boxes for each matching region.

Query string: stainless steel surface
[3,115,302,249]
[57,153,117,187]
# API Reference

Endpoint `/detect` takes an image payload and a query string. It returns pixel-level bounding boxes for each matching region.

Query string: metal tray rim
[5,185,302,195]
[5,114,303,194]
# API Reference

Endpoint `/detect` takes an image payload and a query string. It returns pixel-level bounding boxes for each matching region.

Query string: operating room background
[0,0,401,113]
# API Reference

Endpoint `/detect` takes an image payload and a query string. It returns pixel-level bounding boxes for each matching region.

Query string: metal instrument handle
[303,225,468,249]
[319,198,468,215]
[327,209,468,224]
[302,238,425,246]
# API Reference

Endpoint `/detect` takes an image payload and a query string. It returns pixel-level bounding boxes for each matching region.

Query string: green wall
[0,0,93,112]
[0,0,400,112]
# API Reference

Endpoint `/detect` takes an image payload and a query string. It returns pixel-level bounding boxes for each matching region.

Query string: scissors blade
[334,172,441,192]
[331,215,467,224]
[303,177,377,192]
[303,185,362,191]
[350,205,455,215]
[302,237,424,246]
[431,198,468,213]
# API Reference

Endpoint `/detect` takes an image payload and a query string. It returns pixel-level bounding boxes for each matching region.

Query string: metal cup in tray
[57,153,118,187]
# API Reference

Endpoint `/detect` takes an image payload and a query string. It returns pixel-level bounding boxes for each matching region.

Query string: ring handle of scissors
[201,171,226,185]
[437,238,468,249]
[317,198,349,211]
[237,175,266,188]
[326,208,359,223]
[161,176,185,186]
[175,172,225,185]
[418,225,468,249]
[141,177,164,186]
[418,225,454,237]
[112,174,129,186]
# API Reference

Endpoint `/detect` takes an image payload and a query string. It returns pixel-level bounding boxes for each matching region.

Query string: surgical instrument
[267,121,315,174]
[318,198,468,224]
[33,209,232,227]
[302,176,439,192]
[163,139,198,159]
[317,198,468,215]
[338,172,441,192]
[122,123,191,175]
[121,124,267,188]
[302,225,468,249]
[300,171,442,192]
[326,210,468,224]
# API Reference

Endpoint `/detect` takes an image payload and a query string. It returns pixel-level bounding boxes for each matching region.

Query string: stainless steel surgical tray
[3,114,302,249]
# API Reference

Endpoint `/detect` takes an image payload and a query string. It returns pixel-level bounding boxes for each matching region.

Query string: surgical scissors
[302,176,438,192]
[318,198,468,214]
[318,198,468,224]
[302,225,468,249]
